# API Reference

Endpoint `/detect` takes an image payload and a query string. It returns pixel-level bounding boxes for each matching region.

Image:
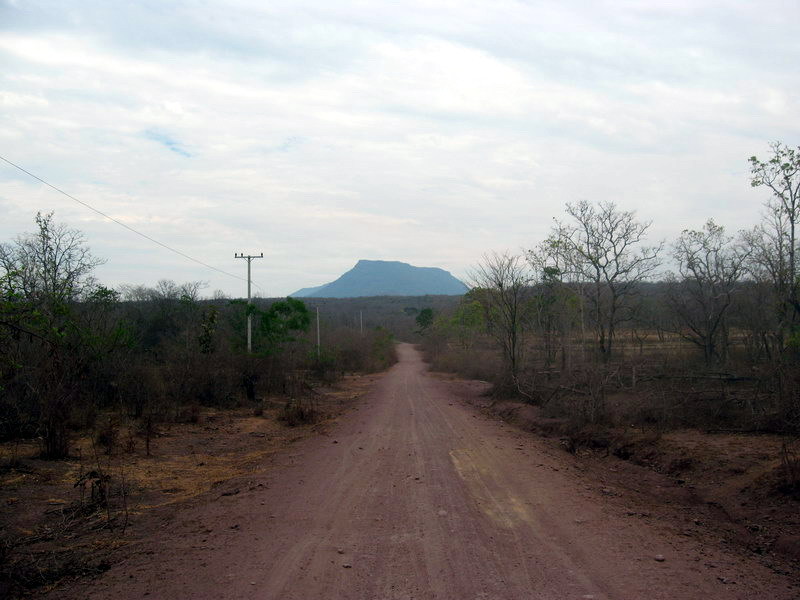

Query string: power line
[0,154,258,287]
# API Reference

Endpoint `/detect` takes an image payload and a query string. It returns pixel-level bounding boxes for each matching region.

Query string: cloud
[0,0,798,296]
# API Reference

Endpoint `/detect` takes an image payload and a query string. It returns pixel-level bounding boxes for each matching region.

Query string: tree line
[422,142,800,434]
[0,215,396,459]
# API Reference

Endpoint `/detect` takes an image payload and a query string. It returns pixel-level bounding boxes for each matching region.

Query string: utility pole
[360,310,363,336]
[235,252,263,353]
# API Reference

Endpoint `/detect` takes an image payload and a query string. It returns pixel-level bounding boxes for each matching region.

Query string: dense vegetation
[0,217,407,459]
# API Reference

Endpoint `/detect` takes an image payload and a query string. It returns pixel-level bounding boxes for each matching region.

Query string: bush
[279,398,317,426]
[93,417,119,455]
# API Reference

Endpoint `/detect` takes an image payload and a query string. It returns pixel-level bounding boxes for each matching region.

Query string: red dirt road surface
[55,344,796,599]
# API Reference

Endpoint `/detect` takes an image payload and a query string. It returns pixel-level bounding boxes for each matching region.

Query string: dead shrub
[610,431,663,464]
[93,417,118,455]
[135,415,157,456]
[428,346,499,382]
[176,404,201,424]
[123,427,137,453]
[559,424,613,454]
[779,439,800,496]
[279,398,318,426]
[0,543,110,597]
[74,469,111,507]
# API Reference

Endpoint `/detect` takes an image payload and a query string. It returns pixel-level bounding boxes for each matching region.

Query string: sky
[1,0,799,297]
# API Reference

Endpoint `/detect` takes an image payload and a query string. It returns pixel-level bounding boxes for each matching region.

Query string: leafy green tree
[198,305,219,354]
[259,297,311,350]
[231,297,311,354]
[415,308,434,334]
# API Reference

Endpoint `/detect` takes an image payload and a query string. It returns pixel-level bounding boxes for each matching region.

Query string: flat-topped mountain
[290,260,467,298]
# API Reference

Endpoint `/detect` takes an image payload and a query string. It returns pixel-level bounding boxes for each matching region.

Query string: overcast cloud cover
[1,0,799,296]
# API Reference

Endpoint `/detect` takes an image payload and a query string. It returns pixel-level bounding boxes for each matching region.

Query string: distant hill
[290,260,467,298]
[290,284,327,297]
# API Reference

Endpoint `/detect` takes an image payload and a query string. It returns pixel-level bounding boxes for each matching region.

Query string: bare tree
[0,213,104,458]
[0,212,103,305]
[526,235,582,368]
[667,220,749,365]
[468,252,530,378]
[740,204,792,356]
[750,142,800,323]
[555,200,662,359]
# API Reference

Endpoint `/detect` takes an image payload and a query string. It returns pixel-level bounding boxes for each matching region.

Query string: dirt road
[57,344,796,599]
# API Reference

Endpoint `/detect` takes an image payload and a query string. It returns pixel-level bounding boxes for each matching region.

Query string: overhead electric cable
[0,154,259,287]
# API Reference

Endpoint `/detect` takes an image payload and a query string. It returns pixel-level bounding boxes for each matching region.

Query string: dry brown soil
[484,394,800,569]
[0,376,372,597]
[33,343,799,599]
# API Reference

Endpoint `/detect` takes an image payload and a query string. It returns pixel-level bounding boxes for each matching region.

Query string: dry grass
[0,374,374,597]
